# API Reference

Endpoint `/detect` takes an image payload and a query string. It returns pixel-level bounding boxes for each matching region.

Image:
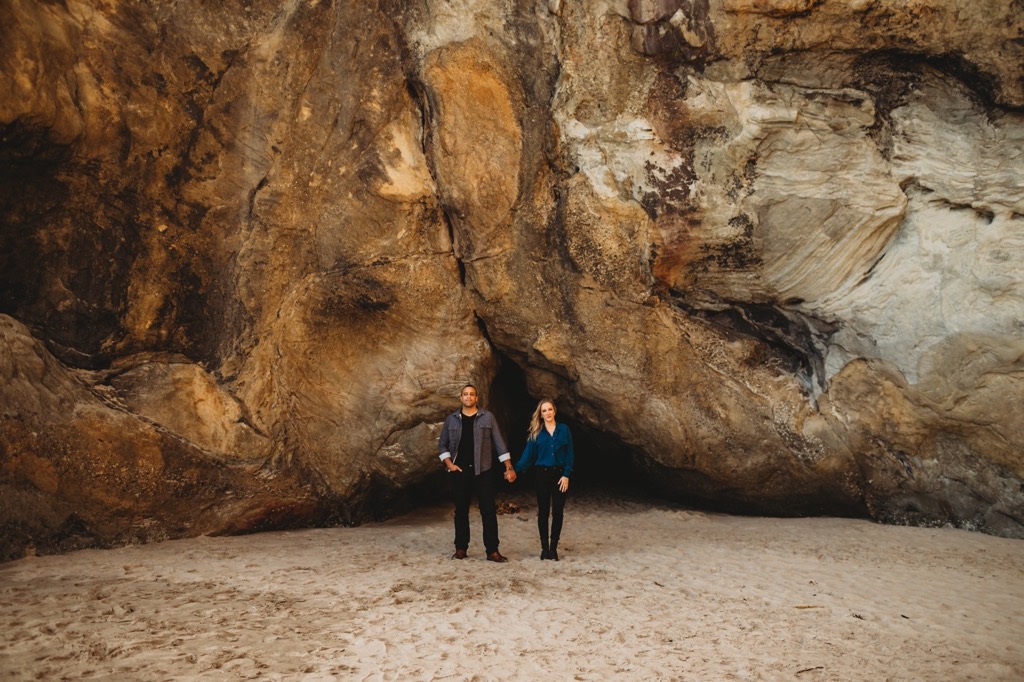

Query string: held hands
[504,469,516,483]
[558,476,569,493]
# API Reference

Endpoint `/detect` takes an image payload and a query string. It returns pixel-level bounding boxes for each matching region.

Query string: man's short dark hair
[461,383,477,393]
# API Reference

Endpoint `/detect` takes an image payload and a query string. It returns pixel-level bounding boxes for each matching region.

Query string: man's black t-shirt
[457,413,476,471]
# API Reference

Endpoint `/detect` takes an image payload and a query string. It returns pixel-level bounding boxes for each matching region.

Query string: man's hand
[504,469,516,483]
[447,463,462,473]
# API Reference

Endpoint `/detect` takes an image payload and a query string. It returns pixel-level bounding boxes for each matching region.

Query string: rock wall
[1,0,1022,558]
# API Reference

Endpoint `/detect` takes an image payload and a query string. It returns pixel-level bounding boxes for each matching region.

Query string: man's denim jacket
[438,409,510,475]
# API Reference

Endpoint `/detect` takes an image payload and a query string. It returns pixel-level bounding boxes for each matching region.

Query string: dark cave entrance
[333,347,872,524]
[487,353,651,500]
[358,353,664,523]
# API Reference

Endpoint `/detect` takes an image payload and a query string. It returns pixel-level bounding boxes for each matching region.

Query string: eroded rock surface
[1,0,1022,557]
[0,316,319,557]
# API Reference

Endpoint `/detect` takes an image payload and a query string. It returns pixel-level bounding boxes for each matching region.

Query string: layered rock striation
[1,0,1022,558]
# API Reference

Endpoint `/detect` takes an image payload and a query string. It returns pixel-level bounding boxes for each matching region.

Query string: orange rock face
[1,0,1022,558]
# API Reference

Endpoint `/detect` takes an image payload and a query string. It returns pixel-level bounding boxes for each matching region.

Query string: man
[438,384,514,562]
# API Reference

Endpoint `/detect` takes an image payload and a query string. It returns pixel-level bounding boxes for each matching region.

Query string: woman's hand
[558,476,569,493]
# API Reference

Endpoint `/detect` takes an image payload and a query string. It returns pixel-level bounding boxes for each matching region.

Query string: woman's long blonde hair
[527,399,556,441]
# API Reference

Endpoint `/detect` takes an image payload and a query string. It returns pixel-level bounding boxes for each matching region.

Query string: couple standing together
[438,384,574,562]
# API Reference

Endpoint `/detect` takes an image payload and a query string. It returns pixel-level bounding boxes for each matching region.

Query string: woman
[514,399,574,560]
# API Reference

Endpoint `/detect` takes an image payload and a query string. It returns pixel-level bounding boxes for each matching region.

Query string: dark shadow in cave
[359,353,680,524]
[487,353,653,502]
[0,123,68,327]
[0,121,136,369]
[484,354,870,520]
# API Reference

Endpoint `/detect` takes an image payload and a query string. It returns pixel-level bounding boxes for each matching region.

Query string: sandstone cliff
[1,0,1022,559]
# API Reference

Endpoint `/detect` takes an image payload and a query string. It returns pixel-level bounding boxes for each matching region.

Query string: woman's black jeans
[534,466,567,550]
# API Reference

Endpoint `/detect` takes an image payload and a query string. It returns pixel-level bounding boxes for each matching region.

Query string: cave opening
[360,354,656,524]
[487,353,652,501]
[364,353,664,524]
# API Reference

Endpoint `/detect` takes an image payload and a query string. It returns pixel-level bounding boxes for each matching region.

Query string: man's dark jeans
[452,467,499,554]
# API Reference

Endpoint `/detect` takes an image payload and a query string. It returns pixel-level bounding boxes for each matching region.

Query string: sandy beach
[2,491,1023,681]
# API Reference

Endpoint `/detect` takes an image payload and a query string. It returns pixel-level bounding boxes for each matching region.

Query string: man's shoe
[486,551,508,563]
[451,548,467,560]
[540,550,549,560]
[549,548,559,561]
